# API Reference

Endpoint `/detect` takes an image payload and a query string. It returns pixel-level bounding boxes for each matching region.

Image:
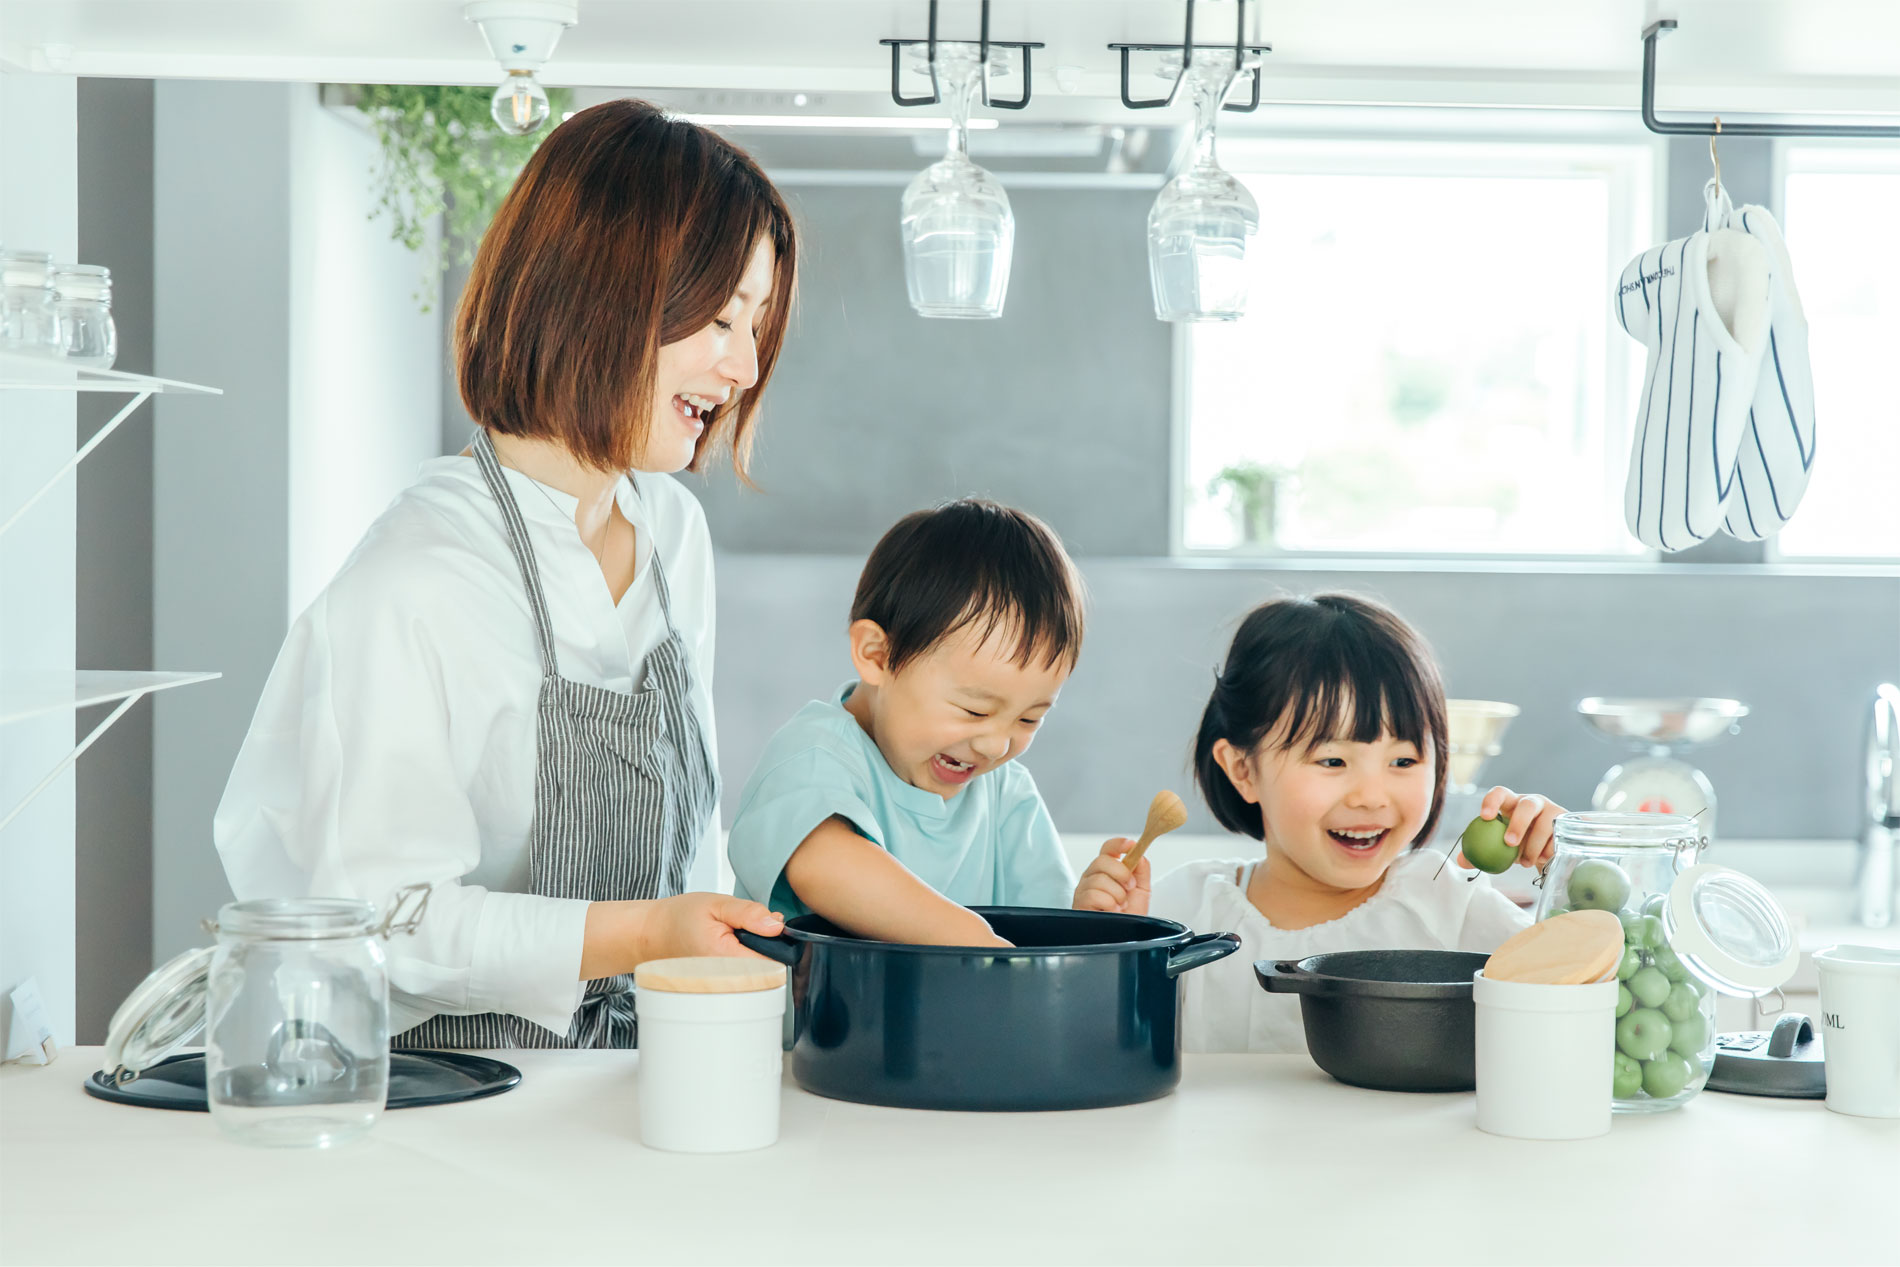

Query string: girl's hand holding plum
[1455,786,1564,873]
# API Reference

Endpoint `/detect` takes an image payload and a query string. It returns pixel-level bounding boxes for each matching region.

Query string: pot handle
[1253,959,1319,994]
[1166,931,1242,978]
[735,929,801,967]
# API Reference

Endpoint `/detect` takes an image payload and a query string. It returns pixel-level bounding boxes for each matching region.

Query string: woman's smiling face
[1217,717,1435,892]
[641,236,776,473]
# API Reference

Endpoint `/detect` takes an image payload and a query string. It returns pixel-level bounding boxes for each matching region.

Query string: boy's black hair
[851,499,1085,676]
[1193,592,1450,848]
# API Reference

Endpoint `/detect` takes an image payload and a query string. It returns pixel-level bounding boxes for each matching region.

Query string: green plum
[1660,981,1702,1023]
[1616,1008,1674,1062]
[1651,941,1689,982]
[1642,893,1669,920]
[1668,1011,1710,1056]
[1568,860,1632,912]
[1616,984,1633,1017]
[1617,947,1643,981]
[1641,1051,1694,1099]
[1612,1051,1644,1098]
[1629,966,1672,1009]
[1621,913,1664,949]
[1459,815,1518,874]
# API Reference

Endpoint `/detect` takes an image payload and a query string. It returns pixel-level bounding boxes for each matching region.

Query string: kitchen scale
[1577,697,1748,839]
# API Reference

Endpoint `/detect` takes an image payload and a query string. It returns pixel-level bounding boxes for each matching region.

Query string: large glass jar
[52,263,115,367]
[203,898,393,1148]
[1,249,59,354]
[1534,814,1714,1112]
[1533,812,1798,1114]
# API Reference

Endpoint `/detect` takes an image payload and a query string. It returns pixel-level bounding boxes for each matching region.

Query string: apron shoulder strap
[470,429,560,678]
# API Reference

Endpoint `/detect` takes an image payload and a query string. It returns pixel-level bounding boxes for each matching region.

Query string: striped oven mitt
[1719,204,1817,541]
[1613,204,1772,551]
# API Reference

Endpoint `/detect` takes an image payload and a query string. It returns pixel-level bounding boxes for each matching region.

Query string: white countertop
[2,1049,1892,1266]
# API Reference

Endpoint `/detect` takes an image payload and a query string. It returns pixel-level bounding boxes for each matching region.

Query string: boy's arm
[784,817,1011,947]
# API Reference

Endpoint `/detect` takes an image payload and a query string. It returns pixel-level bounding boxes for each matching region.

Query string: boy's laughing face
[846,621,1071,800]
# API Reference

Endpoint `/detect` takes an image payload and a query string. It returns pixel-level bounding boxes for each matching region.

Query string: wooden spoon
[1119,790,1189,874]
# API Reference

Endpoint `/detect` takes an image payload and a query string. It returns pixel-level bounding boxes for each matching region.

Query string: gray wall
[153,80,297,961]
[75,78,157,1042]
[713,556,1900,842]
[688,183,1173,556]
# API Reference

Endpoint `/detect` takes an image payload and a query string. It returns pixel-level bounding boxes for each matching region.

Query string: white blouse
[1150,848,1531,1055]
[213,454,718,1036]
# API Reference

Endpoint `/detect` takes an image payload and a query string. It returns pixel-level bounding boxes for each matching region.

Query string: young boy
[725,499,1085,946]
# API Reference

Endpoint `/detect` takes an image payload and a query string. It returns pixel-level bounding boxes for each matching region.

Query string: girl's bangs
[1273,650,1433,754]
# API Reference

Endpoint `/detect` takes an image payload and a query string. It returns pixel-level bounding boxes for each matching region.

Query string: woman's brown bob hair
[456,99,797,477]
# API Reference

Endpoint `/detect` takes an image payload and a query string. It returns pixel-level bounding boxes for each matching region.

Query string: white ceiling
[2,0,1897,120]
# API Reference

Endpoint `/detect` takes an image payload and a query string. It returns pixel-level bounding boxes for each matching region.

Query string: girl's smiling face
[642,236,776,473]
[1215,718,1435,893]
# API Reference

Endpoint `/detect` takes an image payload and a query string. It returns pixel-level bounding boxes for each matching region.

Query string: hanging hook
[1708,115,1722,188]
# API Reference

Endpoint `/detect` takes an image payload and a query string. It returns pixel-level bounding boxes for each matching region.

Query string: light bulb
[491,70,551,136]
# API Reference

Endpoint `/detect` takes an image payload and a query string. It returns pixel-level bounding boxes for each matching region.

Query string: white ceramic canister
[1814,945,1900,1119]
[1474,970,1618,1140]
[633,957,787,1153]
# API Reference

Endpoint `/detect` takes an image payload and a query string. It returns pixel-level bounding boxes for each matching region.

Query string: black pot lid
[1705,1014,1826,1099]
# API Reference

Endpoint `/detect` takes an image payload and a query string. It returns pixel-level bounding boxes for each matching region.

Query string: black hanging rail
[880,0,1044,111]
[1642,19,1900,138]
[1108,0,1271,112]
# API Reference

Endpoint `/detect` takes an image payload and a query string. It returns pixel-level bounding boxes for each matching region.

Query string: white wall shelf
[0,671,219,835]
[0,351,221,540]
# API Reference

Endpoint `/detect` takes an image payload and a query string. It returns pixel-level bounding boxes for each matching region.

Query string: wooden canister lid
[633,956,787,994]
[1484,909,1625,985]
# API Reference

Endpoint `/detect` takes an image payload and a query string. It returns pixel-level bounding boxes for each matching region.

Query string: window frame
[1762,139,1900,565]
[1168,119,1668,565]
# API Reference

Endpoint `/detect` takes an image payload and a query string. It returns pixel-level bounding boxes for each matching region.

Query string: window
[1770,145,1900,560]
[1178,136,1657,557]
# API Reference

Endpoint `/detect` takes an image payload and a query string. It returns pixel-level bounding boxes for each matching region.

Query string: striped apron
[396,430,719,1049]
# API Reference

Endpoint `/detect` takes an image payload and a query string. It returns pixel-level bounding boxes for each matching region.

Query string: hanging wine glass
[900,42,1013,319]
[1147,46,1259,322]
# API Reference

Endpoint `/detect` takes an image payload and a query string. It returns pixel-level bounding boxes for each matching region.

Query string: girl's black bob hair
[1193,592,1449,847]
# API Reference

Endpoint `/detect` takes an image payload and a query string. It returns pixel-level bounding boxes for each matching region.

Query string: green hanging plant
[353,83,574,311]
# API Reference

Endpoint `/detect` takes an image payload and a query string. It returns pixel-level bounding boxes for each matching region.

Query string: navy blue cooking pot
[737,907,1240,1112]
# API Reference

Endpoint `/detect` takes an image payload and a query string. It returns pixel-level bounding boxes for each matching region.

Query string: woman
[214,100,797,1048]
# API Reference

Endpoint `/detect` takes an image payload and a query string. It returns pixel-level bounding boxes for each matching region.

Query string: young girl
[1073,592,1565,1054]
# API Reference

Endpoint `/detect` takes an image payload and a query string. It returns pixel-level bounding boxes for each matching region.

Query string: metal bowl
[1577,697,1748,749]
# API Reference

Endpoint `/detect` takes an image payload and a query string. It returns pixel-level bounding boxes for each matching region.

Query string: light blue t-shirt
[726,684,1077,920]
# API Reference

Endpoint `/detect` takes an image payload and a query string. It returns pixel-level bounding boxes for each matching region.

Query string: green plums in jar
[1661,981,1702,1023]
[1567,860,1631,912]
[1617,1008,1674,1062]
[1641,1051,1695,1099]
[1612,1051,1644,1098]
[1628,966,1672,1010]
[1616,984,1633,1017]
[1668,1011,1710,1057]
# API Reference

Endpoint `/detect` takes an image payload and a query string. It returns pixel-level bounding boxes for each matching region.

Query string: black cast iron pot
[1256,949,1490,1092]
[737,907,1240,1112]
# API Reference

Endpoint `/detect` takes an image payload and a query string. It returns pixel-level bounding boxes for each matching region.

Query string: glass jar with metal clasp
[51,263,116,367]
[1531,813,1798,1113]
[101,885,430,1148]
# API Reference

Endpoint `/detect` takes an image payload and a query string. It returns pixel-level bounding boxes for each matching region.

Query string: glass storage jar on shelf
[1,249,59,355]
[1531,812,1798,1114]
[102,886,429,1148]
[52,263,115,367]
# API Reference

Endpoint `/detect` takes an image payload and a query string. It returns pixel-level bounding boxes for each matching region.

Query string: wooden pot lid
[633,956,787,994]
[1483,910,1624,985]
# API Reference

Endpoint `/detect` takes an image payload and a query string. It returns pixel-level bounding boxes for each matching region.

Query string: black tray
[84,1050,522,1112]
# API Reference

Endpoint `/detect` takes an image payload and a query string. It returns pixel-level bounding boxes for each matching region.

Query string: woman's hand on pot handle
[1073,837,1151,916]
[580,894,784,977]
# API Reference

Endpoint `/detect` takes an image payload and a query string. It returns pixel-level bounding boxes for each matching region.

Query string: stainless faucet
[1860,683,1900,928]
